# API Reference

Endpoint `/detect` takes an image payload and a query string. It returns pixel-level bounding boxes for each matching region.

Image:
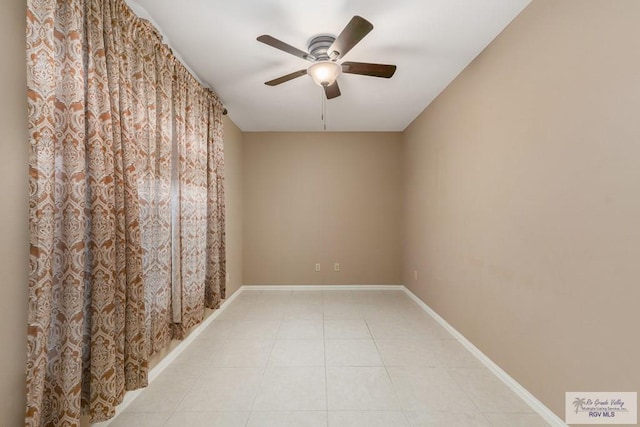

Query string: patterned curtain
[171,72,209,338]
[206,91,227,310]
[134,21,175,359]
[169,59,226,340]
[25,0,226,425]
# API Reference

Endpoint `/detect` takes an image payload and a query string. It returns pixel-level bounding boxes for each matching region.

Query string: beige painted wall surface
[0,0,29,425]
[223,116,243,297]
[243,132,402,285]
[403,0,640,419]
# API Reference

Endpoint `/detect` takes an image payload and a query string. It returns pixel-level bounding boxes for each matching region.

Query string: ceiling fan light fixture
[308,61,341,87]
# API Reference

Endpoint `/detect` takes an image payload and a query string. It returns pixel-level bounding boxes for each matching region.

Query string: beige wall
[11,0,640,423]
[0,0,29,425]
[223,116,243,297]
[403,0,640,419]
[243,132,403,285]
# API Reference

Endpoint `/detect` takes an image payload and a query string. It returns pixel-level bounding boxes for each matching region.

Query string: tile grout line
[439,361,489,423]
[160,367,202,427]
[245,287,284,425]
[322,306,329,426]
[365,318,412,426]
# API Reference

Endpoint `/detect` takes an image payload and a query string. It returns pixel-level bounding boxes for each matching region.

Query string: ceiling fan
[257,16,397,100]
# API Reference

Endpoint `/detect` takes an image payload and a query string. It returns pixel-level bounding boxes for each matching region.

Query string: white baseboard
[98,283,565,427]
[401,286,567,427]
[95,289,243,426]
[241,284,405,291]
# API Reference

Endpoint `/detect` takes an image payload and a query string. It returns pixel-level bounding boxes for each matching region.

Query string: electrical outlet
[414,270,418,281]
[334,263,340,272]
[315,263,321,272]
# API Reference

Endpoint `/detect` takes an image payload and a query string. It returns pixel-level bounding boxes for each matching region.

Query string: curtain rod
[126,0,228,116]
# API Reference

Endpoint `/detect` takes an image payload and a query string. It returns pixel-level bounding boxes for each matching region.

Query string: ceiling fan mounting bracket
[307,35,336,62]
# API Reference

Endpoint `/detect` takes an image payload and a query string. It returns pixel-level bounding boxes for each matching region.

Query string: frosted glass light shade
[307,61,341,87]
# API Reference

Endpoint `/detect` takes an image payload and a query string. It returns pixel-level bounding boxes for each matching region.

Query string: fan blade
[324,81,341,99]
[265,69,307,86]
[341,62,397,78]
[328,16,373,60]
[257,35,314,61]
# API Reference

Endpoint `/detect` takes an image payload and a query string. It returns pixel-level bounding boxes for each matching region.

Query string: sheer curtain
[25,0,225,425]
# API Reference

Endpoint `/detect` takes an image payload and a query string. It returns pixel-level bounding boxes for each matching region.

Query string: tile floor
[109,290,550,427]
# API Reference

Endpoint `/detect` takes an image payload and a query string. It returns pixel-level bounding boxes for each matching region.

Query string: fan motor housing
[308,35,336,61]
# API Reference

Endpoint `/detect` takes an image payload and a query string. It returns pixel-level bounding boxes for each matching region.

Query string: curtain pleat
[25,0,226,425]
[26,0,92,424]
[141,43,174,357]
[206,96,226,308]
[171,74,208,338]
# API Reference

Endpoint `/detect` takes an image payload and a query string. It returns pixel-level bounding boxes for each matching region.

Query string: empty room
[2,0,639,426]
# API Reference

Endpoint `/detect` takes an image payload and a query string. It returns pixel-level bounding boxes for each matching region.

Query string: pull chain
[320,86,324,122]
[321,86,327,131]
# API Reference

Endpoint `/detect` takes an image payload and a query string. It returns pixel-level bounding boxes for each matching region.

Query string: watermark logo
[566,392,637,424]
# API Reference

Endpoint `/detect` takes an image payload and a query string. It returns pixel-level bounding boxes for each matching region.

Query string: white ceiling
[126,0,531,132]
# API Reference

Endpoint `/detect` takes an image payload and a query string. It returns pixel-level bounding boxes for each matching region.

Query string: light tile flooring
[110,290,550,427]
